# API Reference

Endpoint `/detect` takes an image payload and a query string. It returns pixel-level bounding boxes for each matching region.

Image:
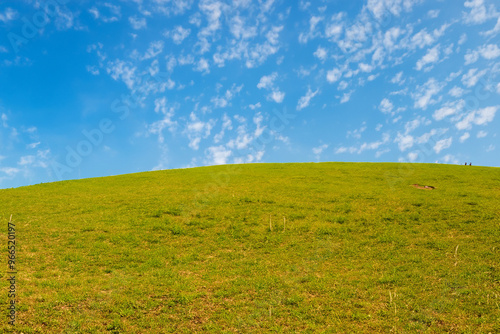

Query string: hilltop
[0,163,499,333]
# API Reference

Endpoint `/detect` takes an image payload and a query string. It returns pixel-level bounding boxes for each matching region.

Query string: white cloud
[129,16,147,29]
[89,7,100,19]
[229,15,257,40]
[298,15,323,43]
[211,84,243,108]
[375,149,390,158]
[477,130,488,138]
[341,21,371,52]
[27,142,41,149]
[185,112,216,150]
[199,1,223,34]
[449,86,466,98]
[412,78,445,110]
[434,137,452,153]
[455,112,475,131]
[443,43,454,56]
[335,133,390,155]
[463,0,493,25]
[253,112,265,138]
[416,129,440,145]
[461,68,487,87]
[358,63,373,73]
[416,45,440,70]
[408,151,419,162]
[142,41,164,60]
[442,154,459,164]
[166,26,191,44]
[257,72,284,103]
[195,58,210,74]
[366,0,420,20]
[240,30,283,68]
[433,99,465,121]
[458,33,467,45]
[359,133,390,153]
[240,150,265,164]
[269,90,285,103]
[0,8,17,23]
[340,91,353,103]
[447,70,462,82]
[0,167,19,177]
[234,115,246,123]
[262,25,282,49]
[206,145,232,165]
[391,71,405,84]
[482,17,500,37]
[297,88,319,110]
[404,117,428,134]
[148,98,177,143]
[326,68,342,83]
[148,59,159,77]
[216,111,266,154]
[314,46,328,60]
[213,114,233,143]
[395,133,414,151]
[464,50,479,65]
[428,9,440,18]
[313,144,328,156]
[89,3,121,23]
[335,147,348,154]
[347,123,367,139]
[18,155,35,166]
[257,72,278,90]
[478,44,500,59]
[54,7,75,30]
[86,65,100,75]
[460,132,470,142]
[411,29,435,49]
[433,22,451,40]
[383,27,403,51]
[338,81,349,90]
[455,106,498,130]
[211,22,282,68]
[473,106,498,125]
[379,98,394,114]
[465,44,500,65]
[189,12,202,27]
[249,102,261,110]
[325,14,344,40]
[106,60,137,90]
[296,65,317,78]
[227,125,252,150]
[358,134,390,154]
[2,113,8,126]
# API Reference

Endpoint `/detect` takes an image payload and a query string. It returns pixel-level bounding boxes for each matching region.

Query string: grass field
[0,162,499,333]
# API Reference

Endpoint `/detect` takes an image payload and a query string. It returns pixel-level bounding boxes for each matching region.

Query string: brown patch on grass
[412,184,435,190]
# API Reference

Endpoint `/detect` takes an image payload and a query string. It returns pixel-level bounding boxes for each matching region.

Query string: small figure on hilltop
[469,162,472,166]
[465,162,467,165]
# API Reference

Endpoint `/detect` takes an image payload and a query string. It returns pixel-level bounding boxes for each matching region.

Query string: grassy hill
[0,162,499,333]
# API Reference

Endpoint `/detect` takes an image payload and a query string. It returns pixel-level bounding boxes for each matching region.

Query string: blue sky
[0,0,499,189]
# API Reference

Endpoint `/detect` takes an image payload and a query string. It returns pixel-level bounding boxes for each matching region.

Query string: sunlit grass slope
[0,162,499,333]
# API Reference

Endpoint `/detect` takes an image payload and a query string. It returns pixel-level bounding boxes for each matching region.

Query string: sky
[0,0,499,189]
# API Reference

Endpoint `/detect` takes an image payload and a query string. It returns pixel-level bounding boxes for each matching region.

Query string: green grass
[0,162,499,333]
